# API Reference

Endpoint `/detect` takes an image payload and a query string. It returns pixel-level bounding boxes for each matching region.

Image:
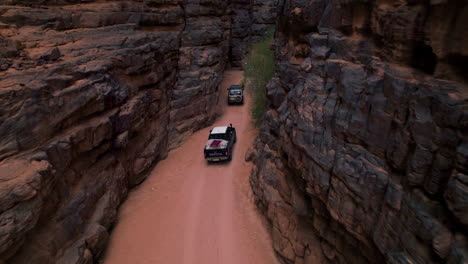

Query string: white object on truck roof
[211,126,228,134]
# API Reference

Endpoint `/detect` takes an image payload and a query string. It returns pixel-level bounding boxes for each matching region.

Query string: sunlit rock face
[0,0,276,263]
[250,1,468,263]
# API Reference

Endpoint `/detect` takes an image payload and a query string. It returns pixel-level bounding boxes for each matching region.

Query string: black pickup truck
[203,124,237,162]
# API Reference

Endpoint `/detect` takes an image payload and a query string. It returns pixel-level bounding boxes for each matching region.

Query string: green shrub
[244,28,275,127]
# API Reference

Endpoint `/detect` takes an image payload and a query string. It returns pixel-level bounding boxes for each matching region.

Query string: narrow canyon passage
[103,70,278,264]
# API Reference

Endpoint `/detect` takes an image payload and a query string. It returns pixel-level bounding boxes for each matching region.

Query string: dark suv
[227,85,244,105]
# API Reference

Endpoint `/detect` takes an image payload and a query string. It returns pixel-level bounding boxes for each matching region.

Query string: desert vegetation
[244,28,275,126]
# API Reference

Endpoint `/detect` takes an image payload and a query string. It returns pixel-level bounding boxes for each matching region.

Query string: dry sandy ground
[103,70,279,264]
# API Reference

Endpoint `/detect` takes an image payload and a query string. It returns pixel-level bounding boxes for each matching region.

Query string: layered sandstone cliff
[0,1,275,263]
[250,0,468,263]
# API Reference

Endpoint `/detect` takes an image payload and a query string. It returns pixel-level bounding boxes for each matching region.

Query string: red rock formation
[250,0,468,263]
[168,0,231,146]
[0,2,185,263]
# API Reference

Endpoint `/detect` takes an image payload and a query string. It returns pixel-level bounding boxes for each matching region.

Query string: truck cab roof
[228,85,242,90]
[211,126,228,134]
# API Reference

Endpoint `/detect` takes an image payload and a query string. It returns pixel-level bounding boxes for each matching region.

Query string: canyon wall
[0,1,275,263]
[230,0,278,66]
[250,0,468,263]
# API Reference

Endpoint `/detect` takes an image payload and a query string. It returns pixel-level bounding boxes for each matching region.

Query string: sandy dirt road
[104,70,278,264]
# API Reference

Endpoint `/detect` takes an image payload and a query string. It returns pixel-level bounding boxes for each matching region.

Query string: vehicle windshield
[209,133,228,140]
[229,90,241,95]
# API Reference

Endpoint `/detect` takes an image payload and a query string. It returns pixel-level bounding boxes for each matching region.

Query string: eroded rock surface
[250,1,468,263]
[0,0,276,263]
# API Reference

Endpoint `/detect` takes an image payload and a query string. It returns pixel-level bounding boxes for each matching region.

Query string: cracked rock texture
[0,0,275,263]
[250,0,468,264]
